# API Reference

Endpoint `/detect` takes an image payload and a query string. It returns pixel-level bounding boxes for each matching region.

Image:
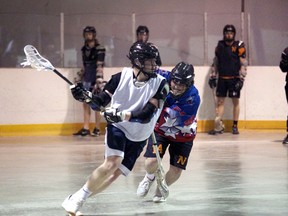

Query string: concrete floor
[0,130,287,216]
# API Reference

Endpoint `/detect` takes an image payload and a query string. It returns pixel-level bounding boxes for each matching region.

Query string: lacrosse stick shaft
[151,132,162,165]
[53,69,73,85]
[151,132,169,199]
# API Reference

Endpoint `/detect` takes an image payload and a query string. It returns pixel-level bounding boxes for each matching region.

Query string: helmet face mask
[83,26,96,42]
[170,79,188,97]
[169,62,194,98]
[142,59,158,77]
[128,42,158,79]
[223,24,236,42]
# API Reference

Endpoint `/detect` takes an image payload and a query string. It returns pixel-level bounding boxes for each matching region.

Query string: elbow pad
[131,102,157,123]
[90,91,111,110]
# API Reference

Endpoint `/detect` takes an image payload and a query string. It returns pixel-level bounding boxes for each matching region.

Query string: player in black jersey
[279,47,288,144]
[136,25,162,67]
[208,24,247,135]
[73,26,106,137]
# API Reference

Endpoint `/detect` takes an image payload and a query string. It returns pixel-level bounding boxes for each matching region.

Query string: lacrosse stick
[21,45,73,85]
[151,132,169,199]
[21,45,97,105]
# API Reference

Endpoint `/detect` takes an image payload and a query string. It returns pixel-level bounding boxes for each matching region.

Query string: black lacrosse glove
[208,77,217,89]
[103,107,126,123]
[234,78,244,91]
[70,83,86,102]
[70,83,101,111]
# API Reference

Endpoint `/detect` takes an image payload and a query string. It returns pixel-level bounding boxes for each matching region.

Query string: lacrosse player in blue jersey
[61,41,169,216]
[137,62,200,202]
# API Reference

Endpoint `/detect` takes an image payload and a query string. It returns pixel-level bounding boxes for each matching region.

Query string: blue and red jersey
[155,69,201,142]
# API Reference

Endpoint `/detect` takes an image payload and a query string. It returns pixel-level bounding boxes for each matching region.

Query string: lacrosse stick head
[21,45,55,71]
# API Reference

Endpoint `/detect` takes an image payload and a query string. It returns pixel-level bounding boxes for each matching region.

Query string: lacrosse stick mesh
[21,45,54,71]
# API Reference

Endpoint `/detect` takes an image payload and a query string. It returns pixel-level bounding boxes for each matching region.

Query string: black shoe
[73,128,90,136]
[232,126,239,135]
[282,135,288,144]
[91,128,100,137]
[208,129,224,135]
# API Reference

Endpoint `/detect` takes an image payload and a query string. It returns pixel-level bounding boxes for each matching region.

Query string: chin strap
[133,67,157,87]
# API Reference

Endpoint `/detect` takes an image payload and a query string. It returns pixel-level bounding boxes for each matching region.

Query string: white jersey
[111,67,165,141]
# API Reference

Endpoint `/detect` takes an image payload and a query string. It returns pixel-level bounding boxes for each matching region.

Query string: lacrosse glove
[103,107,126,123]
[70,83,101,111]
[208,77,217,89]
[70,83,87,102]
[234,78,244,91]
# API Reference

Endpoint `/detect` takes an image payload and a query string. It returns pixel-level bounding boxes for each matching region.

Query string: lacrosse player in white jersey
[62,41,169,216]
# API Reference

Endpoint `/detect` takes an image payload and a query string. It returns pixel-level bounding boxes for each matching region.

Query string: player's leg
[62,125,126,214]
[62,155,122,215]
[153,140,193,203]
[208,78,226,135]
[90,168,123,196]
[228,79,241,134]
[91,111,101,136]
[73,82,92,136]
[231,97,240,134]
[283,83,288,144]
[83,103,91,130]
[137,135,168,197]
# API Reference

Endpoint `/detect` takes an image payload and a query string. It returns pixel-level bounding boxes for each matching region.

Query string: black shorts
[144,133,193,170]
[105,124,147,176]
[216,78,241,98]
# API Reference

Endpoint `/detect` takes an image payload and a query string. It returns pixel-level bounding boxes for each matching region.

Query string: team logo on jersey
[158,107,197,139]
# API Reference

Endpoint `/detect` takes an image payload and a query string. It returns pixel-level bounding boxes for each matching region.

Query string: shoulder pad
[283,47,288,55]
[96,44,106,50]
[238,41,245,48]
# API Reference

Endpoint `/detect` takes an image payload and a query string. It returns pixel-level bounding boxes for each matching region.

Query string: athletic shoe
[75,211,84,216]
[153,195,166,203]
[62,195,85,216]
[136,176,155,197]
[73,128,90,136]
[91,128,100,137]
[153,188,166,203]
[282,134,288,144]
[208,128,224,135]
[232,126,239,135]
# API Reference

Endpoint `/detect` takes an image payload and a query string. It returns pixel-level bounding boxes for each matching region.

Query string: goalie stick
[151,132,169,199]
[21,45,98,107]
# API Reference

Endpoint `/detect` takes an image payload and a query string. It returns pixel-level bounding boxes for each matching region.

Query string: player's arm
[280,48,288,73]
[71,72,121,111]
[238,41,248,80]
[96,44,106,78]
[208,47,218,89]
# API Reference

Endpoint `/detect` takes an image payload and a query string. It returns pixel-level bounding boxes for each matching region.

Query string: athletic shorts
[105,124,147,176]
[144,133,193,170]
[216,78,241,98]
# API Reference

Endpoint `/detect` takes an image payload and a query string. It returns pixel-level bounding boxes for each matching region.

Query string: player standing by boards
[62,41,169,215]
[137,62,200,202]
[73,26,106,137]
[208,24,247,135]
[279,47,288,144]
[136,25,162,67]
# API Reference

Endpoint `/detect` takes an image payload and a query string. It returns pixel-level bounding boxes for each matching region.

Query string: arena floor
[0,130,287,216]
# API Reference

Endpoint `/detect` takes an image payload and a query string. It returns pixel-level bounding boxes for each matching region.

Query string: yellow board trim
[0,120,285,136]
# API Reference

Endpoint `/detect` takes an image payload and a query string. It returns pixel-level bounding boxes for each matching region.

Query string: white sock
[146,173,155,181]
[73,185,92,200]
